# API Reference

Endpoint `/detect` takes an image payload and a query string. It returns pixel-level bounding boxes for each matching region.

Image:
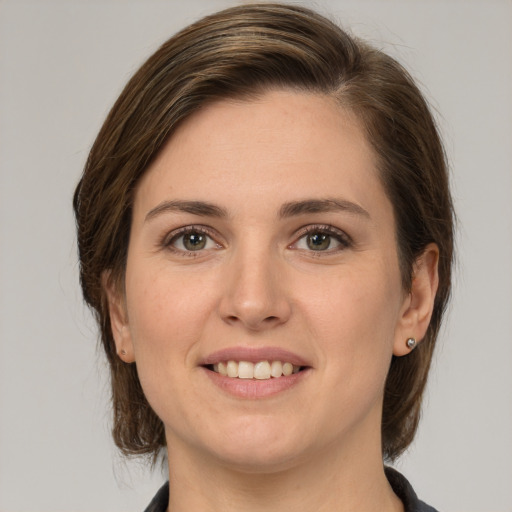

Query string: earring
[120,349,127,356]
[406,338,417,350]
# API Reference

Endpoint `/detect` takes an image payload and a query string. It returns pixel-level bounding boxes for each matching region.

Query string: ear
[102,271,135,363]
[393,243,439,356]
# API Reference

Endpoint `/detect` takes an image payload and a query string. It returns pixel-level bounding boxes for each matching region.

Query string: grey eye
[293,227,349,253]
[182,232,207,251]
[306,233,332,251]
[169,230,218,252]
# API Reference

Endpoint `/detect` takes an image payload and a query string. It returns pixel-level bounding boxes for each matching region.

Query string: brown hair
[74,3,454,462]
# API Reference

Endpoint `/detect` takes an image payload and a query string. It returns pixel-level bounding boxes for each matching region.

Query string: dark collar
[143,480,169,512]
[144,468,439,512]
[385,467,439,512]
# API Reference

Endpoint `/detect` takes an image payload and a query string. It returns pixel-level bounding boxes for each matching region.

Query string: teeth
[254,361,271,380]
[238,361,254,379]
[282,362,293,376]
[226,360,238,378]
[218,361,228,376]
[270,361,283,378]
[212,360,302,379]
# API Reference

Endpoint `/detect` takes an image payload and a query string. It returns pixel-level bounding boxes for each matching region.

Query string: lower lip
[202,367,310,399]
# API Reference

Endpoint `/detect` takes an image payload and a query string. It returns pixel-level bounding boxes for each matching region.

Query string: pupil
[184,232,206,250]
[307,233,330,250]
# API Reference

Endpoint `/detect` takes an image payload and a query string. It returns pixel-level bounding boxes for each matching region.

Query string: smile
[211,360,302,379]
[201,348,311,397]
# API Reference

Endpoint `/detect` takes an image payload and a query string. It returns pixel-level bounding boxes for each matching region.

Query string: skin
[106,90,438,512]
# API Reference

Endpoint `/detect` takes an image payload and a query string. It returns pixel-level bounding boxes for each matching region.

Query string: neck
[164,432,403,512]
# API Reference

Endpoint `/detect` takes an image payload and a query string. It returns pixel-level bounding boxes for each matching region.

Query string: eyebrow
[145,197,370,223]
[145,200,228,222]
[279,198,370,219]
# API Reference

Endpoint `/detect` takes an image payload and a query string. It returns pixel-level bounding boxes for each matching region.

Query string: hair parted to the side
[74,3,454,462]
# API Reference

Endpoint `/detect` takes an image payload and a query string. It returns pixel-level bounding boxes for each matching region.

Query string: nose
[218,244,292,331]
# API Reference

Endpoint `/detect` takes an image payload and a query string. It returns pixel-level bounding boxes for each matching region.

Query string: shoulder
[143,481,169,512]
[385,467,439,512]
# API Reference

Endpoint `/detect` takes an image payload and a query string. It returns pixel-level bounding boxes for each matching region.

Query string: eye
[304,232,332,251]
[165,227,220,253]
[293,226,351,253]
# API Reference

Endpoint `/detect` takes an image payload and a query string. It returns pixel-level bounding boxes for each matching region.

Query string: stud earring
[406,338,417,350]
[120,349,127,356]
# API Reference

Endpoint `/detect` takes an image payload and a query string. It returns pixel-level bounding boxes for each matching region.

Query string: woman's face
[108,90,422,471]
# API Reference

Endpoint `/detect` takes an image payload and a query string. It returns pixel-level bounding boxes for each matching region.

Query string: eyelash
[161,224,352,257]
[292,224,352,254]
[162,225,221,256]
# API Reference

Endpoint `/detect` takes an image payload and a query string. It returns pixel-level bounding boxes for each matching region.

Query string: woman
[74,3,454,511]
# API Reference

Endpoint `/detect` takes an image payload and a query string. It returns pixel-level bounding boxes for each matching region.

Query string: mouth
[204,360,305,380]
[199,348,311,398]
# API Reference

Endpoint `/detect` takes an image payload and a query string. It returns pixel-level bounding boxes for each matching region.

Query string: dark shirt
[143,467,438,512]
[385,467,439,512]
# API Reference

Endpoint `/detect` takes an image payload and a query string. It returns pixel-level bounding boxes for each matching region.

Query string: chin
[198,415,313,473]
[212,445,306,475]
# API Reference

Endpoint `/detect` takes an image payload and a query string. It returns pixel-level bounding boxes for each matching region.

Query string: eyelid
[159,223,351,256]
[290,224,352,252]
[161,225,223,254]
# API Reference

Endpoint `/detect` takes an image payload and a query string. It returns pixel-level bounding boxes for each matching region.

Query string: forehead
[133,89,387,220]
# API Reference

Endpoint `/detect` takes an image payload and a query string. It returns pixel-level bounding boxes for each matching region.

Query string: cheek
[122,268,218,421]
[299,263,402,396]
[301,261,401,338]
[124,265,217,366]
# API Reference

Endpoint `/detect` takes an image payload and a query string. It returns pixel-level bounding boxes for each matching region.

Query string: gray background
[1,1,511,511]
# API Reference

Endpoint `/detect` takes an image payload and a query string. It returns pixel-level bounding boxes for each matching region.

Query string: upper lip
[200,347,310,367]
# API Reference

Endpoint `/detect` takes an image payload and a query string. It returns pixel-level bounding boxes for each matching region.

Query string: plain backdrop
[0,1,511,511]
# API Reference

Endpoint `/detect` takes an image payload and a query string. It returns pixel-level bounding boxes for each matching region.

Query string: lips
[200,347,311,398]
[201,347,309,368]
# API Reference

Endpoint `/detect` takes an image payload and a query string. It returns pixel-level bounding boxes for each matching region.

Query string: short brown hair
[74,3,454,461]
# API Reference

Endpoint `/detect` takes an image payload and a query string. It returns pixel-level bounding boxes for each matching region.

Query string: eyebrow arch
[279,198,370,219]
[145,200,228,222]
